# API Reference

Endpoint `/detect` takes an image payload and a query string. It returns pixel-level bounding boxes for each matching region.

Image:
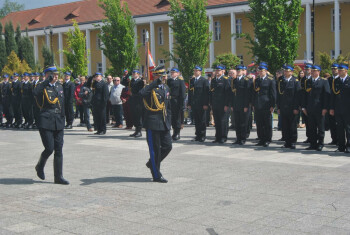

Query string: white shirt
[285,76,292,82]
[340,75,347,83]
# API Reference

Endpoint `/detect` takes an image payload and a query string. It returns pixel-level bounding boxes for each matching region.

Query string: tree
[168,0,211,80]
[62,20,89,77]
[98,0,139,76]
[18,36,35,69]
[0,0,24,19]
[2,50,31,75]
[0,23,7,71]
[15,24,21,45]
[318,51,350,77]
[4,21,17,56]
[243,0,303,75]
[212,53,241,71]
[42,44,54,68]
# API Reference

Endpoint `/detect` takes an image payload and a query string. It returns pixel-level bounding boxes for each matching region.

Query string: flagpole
[145,31,150,84]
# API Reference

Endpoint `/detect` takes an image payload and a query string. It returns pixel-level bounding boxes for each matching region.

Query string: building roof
[1,0,247,32]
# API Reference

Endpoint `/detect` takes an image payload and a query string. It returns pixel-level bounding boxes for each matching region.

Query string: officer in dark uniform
[210,65,231,143]
[277,65,301,149]
[62,72,74,129]
[34,66,69,185]
[301,63,313,143]
[330,64,350,153]
[91,72,109,135]
[188,66,209,142]
[129,70,144,137]
[21,72,34,129]
[1,74,13,128]
[326,63,339,145]
[11,73,22,128]
[142,66,172,183]
[252,63,276,147]
[32,72,41,128]
[121,69,133,129]
[0,79,2,127]
[167,68,186,140]
[302,65,330,151]
[231,65,252,145]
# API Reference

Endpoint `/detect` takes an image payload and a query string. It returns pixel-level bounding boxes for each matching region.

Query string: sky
[0,0,82,10]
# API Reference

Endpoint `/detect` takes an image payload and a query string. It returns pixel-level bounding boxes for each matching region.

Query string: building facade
[1,0,349,76]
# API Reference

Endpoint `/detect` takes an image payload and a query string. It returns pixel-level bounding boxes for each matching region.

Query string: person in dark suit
[231,65,252,145]
[301,63,313,143]
[210,65,231,144]
[277,65,301,149]
[142,66,172,183]
[302,65,331,151]
[167,68,186,140]
[21,72,34,129]
[62,72,75,129]
[129,70,144,137]
[330,64,350,153]
[11,73,22,128]
[252,63,276,147]
[325,63,339,145]
[32,72,41,129]
[121,69,133,129]
[34,66,69,185]
[91,72,109,135]
[1,74,13,128]
[188,66,209,142]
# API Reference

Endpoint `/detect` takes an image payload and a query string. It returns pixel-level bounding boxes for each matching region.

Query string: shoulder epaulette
[296,79,299,82]
[244,77,249,81]
[268,77,273,80]
[179,76,184,80]
[321,77,327,80]
[223,76,228,79]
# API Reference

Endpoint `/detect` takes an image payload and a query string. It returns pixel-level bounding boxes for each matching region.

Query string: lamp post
[312,0,315,64]
[145,31,150,84]
[49,25,53,53]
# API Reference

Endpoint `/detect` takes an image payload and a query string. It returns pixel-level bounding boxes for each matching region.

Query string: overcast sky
[0,0,82,10]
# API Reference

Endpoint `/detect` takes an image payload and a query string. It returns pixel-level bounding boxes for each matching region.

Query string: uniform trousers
[12,98,22,124]
[335,112,350,149]
[2,100,13,124]
[146,129,172,180]
[65,102,74,125]
[281,111,298,145]
[170,98,182,131]
[22,99,33,125]
[83,104,92,130]
[212,106,229,141]
[308,112,325,147]
[193,106,206,138]
[93,104,106,133]
[255,109,272,143]
[325,113,337,143]
[129,95,143,130]
[234,108,250,141]
[39,128,64,160]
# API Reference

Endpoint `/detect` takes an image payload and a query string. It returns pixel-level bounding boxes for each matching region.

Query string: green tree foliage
[15,24,21,45]
[18,36,35,69]
[0,0,24,19]
[212,53,241,70]
[0,23,7,71]
[168,0,211,80]
[243,0,303,75]
[318,51,350,77]
[4,21,17,56]
[2,51,31,75]
[42,44,54,68]
[62,20,89,77]
[98,0,139,76]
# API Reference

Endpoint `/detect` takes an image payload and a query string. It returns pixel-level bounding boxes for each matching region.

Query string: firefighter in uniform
[121,69,133,129]
[1,74,13,128]
[21,72,34,129]
[129,70,144,137]
[32,72,41,128]
[167,68,186,140]
[11,73,22,128]
[142,66,172,183]
[302,63,313,143]
[63,72,75,129]
[34,66,69,185]
[326,63,339,145]
[330,64,350,153]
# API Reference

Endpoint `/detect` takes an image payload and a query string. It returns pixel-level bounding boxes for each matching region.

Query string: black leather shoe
[278,138,284,141]
[335,148,345,153]
[290,144,296,149]
[239,140,246,145]
[54,177,70,185]
[255,142,264,146]
[212,139,219,143]
[317,145,324,151]
[345,148,350,153]
[129,132,136,137]
[153,176,168,183]
[263,142,270,147]
[134,132,142,138]
[232,140,240,145]
[218,139,225,144]
[281,143,291,148]
[146,161,150,168]
[192,136,200,142]
[94,131,101,135]
[98,131,106,135]
[222,138,227,143]
[305,145,316,150]
[172,134,180,141]
[65,125,72,129]
[302,139,310,144]
[198,137,206,142]
[328,141,338,145]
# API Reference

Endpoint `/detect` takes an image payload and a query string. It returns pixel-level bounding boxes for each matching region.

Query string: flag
[147,49,156,80]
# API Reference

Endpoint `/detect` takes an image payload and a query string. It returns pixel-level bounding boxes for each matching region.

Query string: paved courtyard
[1,122,350,234]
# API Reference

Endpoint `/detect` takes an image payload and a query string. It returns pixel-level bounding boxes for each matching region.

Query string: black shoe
[65,125,72,129]
[255,142,263,146]
[305,145,317,150]
[129,132,136,137]
[54,177,70,185]
[218,139,225,144]
[98,131,106,135]
[198,137,206,142]
[232,140,240,145]
[146,161,150,168]
[278,138,284,141]
[345,148,350,154]
[172,134,180,141]
[212,139,219,143]
[302,139,310,144]
[239,140,246,145]
[134,132,142,138]
[328,141,337,145]
[281,143,291,148]
[54,157,69,185]
[335,148,345,153]
[317,145,324,151]
[153,176,168,183]
[94,131,101,135]
[191,136,199,142]
[290,144,296,149]
[263,142,270,147]
[35,155,48,180]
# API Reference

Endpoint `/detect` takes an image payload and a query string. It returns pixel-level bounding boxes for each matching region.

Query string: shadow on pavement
[0,178,50,185]
[80,176,151,186]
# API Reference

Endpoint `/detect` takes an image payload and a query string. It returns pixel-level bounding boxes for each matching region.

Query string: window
[158,59,165,66]
[214,21,221,41]
[141,65,145,75]
[237,55,244,65]
[331,8,341,32]
[97,63,102,73]
[96,37,102,50]
[311,11,314,33]
[331,49,342,59]
[142,29,147,46]
[158,27,164,45]
[236,19,242,39]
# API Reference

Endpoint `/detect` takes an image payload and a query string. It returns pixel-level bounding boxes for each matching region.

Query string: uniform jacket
[188,76,209,108]
[63,80,75,104]
[141,79,171,131]
[21,81,33,102]
[11,80,21,101]
[91,80,109,106]
[167,77,186,101]
[276,76,301,113]
[210,75,231,108]
[130,78,144,96]
[1,81,12,104]
[231,76,251,110]
[302,77,330,113]
[330,75,350,118]
[252,76,276,110]
[34,79,65,130]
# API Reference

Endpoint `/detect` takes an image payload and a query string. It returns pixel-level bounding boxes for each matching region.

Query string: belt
[42,108,61,114]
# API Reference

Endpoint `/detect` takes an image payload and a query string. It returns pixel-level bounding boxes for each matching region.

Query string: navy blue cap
[242,66,247,70]
[3,74,9,78]
[305,63,312,69]
[338,64,349,70]
[41,73,45,76]
[259,62,268,67]
[194,66,202,71]
[331,63,339,69]
[235,65,244,70]
[258,65,268,71]
[13,73,19,76]
[283,65,294,71]
[94,72,102,76]
[10,76,13,79]
[64,72,71,76]
[132,70,140,74]
[312,65,322,71]
[215,64,225,70]
[23,72,30,76]
[170,68,180,72]
[30,73,34,76]
[34,72,40,76]
[44,66,57,73]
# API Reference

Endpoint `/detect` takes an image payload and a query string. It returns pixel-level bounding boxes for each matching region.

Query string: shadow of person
[80,176,151,186]
[0,178,50,185]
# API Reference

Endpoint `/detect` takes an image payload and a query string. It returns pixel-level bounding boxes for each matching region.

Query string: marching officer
[188,66,209,142]
[11,73,22,128]
[231,65,252,145]
[142,65,172,183]
[167,68,186,140]
[62,72,74,129]
[21,72,34,129]
[34,66,69,185]
[277,65,301,149]
[302,65,330,151]
[326,63,339,145]
[1,74,13,128]
[330,64,350,153]
[210,65,231,143]
[252,62,276,147]
[129,70,144,137]
[91,72,109,135]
